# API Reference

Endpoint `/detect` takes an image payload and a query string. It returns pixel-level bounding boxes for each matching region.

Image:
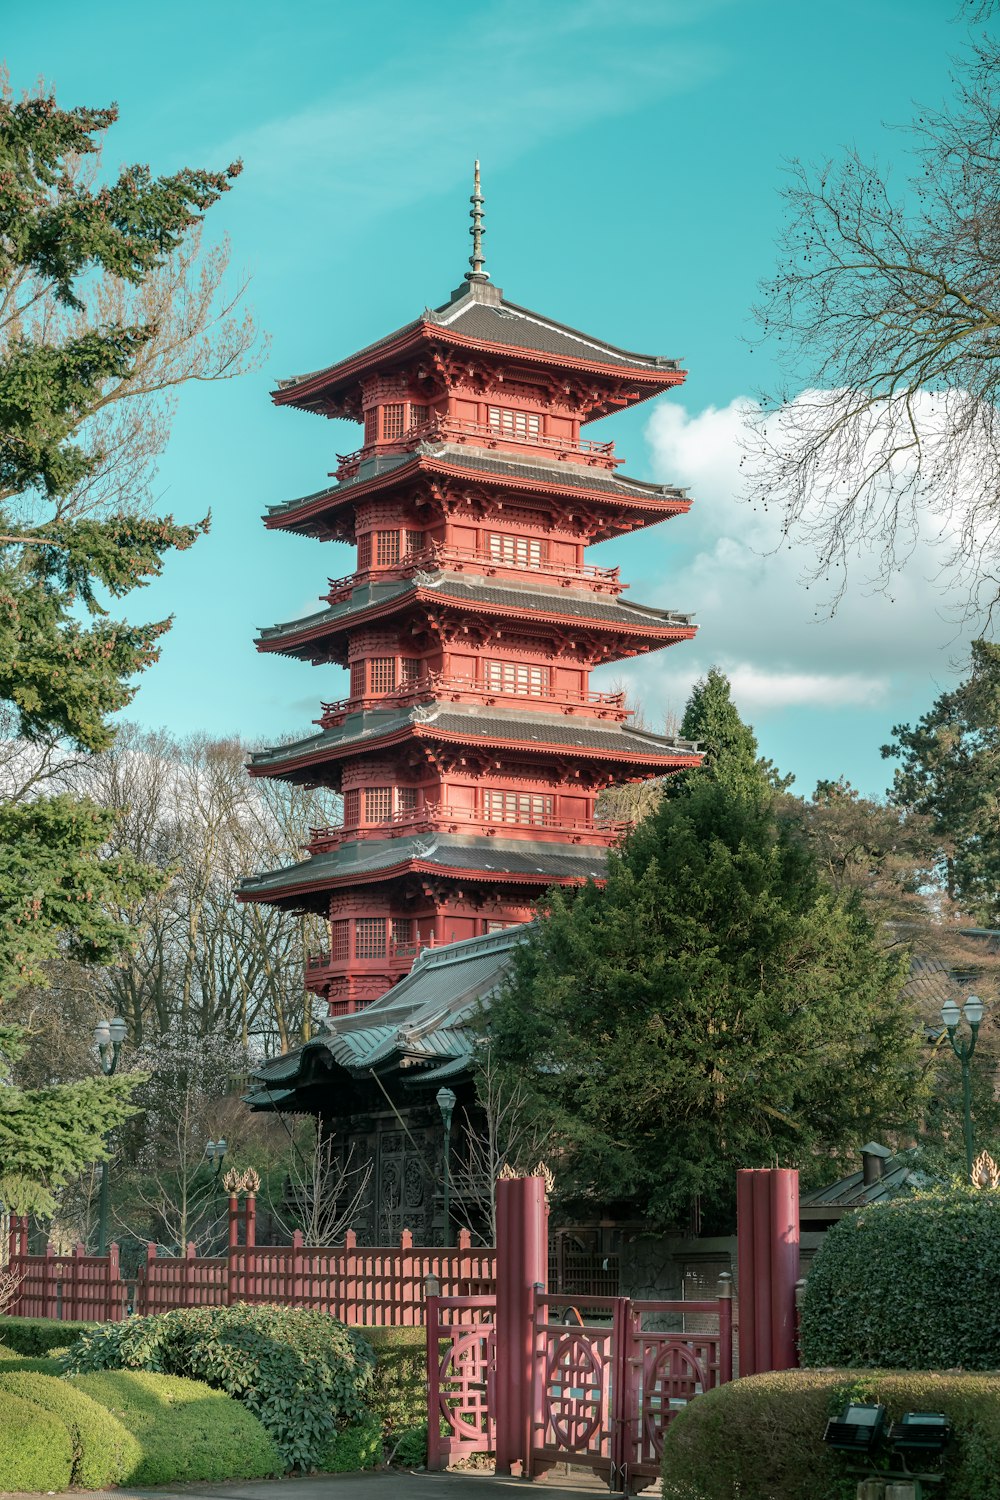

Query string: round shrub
[320,1415,383,1472]
[69,1369,280,1485]
[662,1369,1000,1500]
[0,1388,73,1491]
[0,1371,140,1488]
[63,1303,375,1471]
[800,1189,1000,1368]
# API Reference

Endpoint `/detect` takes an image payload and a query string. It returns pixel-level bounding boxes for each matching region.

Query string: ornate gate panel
[426,1294,497,1469]
[529,1284,732,1494]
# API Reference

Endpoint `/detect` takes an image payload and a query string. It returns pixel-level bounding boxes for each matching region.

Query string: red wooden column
[494,1175,548,1476]
[736,1168,799,1375]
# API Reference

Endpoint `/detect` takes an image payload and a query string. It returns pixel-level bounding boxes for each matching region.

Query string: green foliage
[674,666,791,797]
[0,1370,140,1487]
[0,1388,74,1490]
[0,1314,94,1353]
[390,1422,429,1468]
[801,1189,1000,1369]
[320,1415,383,1472]
[490,756,922,1227]
[69,1369,279,1485]
[63,1303,376,1471]
[662,1369,1000,1500]
[884,639,1000,923]
[0,1354,64,1373]
[363,1326,427,1436]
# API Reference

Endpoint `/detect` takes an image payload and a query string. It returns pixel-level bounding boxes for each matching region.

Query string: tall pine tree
[0,84,247,1215]
[489,674,921,1227]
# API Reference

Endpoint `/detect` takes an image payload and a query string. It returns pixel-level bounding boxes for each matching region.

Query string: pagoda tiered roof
[256,569,695,664]
[248,701,699,785]
[264,446,691,543]
[273,278,683,421]
[238,831,611,910]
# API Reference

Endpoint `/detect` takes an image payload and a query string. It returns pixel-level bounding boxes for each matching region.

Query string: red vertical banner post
[717,1272,733,1384]
[735,1170,757,1377]
[494,1175,548,1477]
[769,1169,799,1370]
[426,1292,443,1471]
[751,1173,773,1375]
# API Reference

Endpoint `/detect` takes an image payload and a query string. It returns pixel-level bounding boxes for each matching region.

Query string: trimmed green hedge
[0,1388,74,1491]
[801,1190,1000,1369]
[0,1315,93,1353]
[364,1326,427,1437]
[69,1370,280,1485]
[0,1353,64,1373]
[0,1371,140,1488]
[321,1415,384,1472]
[662,1369,1000,1500]
[63,1303,375,1471]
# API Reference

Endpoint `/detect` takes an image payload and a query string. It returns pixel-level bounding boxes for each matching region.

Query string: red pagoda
[240,166,700,1016]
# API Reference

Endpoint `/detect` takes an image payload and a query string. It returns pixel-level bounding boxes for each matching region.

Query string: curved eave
[249,722,699,782]
[272,321,684,417]
[263,453,692,538]
[256,588,696,661]
[238,854,602,906]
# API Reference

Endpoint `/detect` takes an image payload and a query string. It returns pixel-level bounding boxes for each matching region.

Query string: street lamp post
[94,1017,127,1256]
[436,1087,457,1247]
[205,1139,228,1181]
[941,994,985,1179]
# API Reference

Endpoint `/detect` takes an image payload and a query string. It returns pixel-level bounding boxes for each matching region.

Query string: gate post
[736,1168,799,1376]
[425,1291,444,1471]
[494,1175,548,1477]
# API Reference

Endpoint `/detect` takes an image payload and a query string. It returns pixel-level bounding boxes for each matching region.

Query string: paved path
[0,1468,621,1500]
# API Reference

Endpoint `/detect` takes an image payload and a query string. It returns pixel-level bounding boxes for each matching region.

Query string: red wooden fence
[5,1204,496,1326]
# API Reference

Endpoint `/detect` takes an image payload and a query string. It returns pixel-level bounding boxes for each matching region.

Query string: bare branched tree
[268,1122,373,1247]
[453,1043,552,1242]
[744,34,1000,613]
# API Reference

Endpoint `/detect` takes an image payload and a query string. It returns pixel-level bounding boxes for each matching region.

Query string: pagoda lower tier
[240,704,698,1012]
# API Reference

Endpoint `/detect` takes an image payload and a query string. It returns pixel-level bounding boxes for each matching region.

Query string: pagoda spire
[465,160,488,283]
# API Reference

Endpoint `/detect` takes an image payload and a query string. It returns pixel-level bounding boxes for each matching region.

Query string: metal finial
[465,159,488,283]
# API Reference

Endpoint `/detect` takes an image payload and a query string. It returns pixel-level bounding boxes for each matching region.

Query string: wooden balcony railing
[314,672,631,729]
[323,543,623,605]
[334,415,621,480]
[305,806,633,854]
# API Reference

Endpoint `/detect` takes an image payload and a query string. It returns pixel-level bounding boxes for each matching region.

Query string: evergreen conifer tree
[0,84,247,1215]
[489,674,921,1227]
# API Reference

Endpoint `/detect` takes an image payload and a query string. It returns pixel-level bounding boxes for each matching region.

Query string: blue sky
[5,0,975,794]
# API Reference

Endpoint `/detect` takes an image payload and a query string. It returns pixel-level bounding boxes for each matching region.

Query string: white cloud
[592,396,979,735]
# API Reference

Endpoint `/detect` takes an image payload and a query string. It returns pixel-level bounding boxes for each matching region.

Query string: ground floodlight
[823,1403,886,1452]
[889,1412,952,1454]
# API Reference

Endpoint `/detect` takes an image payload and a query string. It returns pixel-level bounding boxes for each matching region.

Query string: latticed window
[343,789,360,827]
[355,917,386,958]
[370,657,396,694]
[363,409,377,445]
[400,657,423,684]
[488,533,543,567]
[391,917,414,948]
[487,406,541,439]
[483,790,553,825]
[349,661,366,698]
[483,660,549,696]
[409,405,429,430]
[405,530,425,555]
[331,920,350,959]
[375,530,400,566]
[357,532,372,570]
[383,403,405,440]
[397,786,419,815]
[365,786,393,822]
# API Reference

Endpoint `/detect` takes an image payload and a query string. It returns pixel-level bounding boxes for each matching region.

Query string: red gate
[426,1294,497,1469]
[528,1282,733,1493]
